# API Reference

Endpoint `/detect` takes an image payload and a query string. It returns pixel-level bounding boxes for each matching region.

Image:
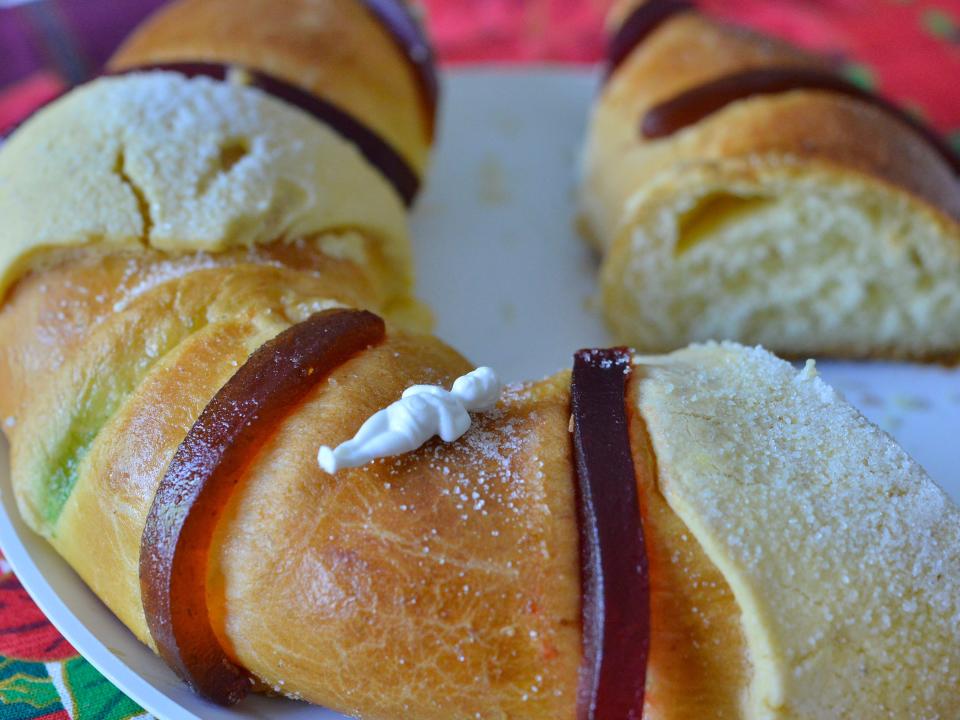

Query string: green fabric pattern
[842,62,878,91]
[62,657,145,720]
[0,654,147,719]
[921,8,957,39]
[0,660,61,714]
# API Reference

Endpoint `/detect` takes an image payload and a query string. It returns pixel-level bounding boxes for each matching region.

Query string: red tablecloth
[1,1,959,718]
[3,0,960,138]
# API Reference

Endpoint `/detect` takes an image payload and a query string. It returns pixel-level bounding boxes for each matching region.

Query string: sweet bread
[581,0,960,361]
[1,1,958,718]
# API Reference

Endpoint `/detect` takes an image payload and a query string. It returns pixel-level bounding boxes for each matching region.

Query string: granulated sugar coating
[0,72,411,298]
[635,342,960,719]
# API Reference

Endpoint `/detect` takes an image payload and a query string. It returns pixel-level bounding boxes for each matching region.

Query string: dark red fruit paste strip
[641,66,960,176]
[571,348,650,720]
[140,308,386,705]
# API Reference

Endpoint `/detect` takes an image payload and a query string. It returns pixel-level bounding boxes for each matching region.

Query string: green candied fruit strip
[922,8,958,40]
[30,307,212,531]
[38,346,181,528]
[43,434,96,526]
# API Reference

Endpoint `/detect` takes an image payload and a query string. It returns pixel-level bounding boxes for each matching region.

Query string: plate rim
[0,449,204,720]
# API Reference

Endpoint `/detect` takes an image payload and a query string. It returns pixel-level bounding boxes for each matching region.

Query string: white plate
[1,68,959,720]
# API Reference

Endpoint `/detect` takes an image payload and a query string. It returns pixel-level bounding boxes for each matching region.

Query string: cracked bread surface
[0,72,411,301]
[110,0,434,174]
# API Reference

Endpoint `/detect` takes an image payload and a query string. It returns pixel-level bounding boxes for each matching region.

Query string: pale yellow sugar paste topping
[635,343,960,719]
[0,72,410,297]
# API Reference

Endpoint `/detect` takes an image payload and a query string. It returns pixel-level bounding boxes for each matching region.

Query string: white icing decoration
[317,367,502,473]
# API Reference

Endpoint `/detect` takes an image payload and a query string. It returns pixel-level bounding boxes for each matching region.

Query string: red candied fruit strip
[140,308,386,705]
[571,347,650,720]
[640,67,960,176]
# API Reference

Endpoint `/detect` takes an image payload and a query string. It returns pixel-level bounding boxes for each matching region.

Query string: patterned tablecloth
[0,1,959,717]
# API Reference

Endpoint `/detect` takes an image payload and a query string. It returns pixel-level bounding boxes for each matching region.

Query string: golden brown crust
[1,241,584,716]
[109,0,431,174]
[608,11,818,110]
[51,305,583,715]
[0,237,765,716]
[583,10,960,248]
[7,237,956,716]
[213,367,582,718]
[0,241,381,424]
[582,12,815,248]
